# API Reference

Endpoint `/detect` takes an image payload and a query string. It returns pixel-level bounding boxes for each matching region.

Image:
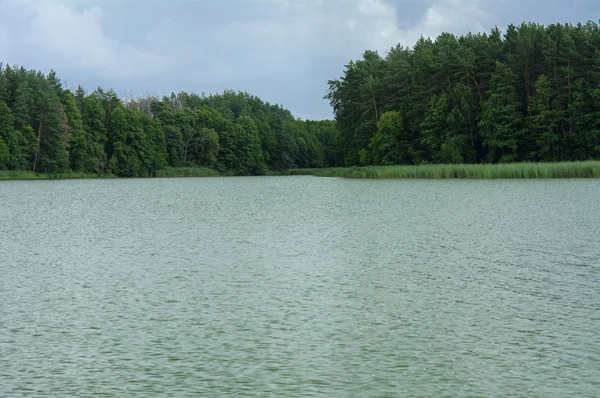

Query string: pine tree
[62,90,88,171]
[479,62,525,162]
[0,102,14,169]
[81,94,108,173]
[528,75,562,160]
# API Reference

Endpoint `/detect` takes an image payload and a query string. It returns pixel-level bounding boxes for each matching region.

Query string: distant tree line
[0,65,338,176]
[327,21,600,166]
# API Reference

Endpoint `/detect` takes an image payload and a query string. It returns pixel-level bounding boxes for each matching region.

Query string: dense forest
[0,65,338,176]
[2,21,600,177]
[327,21,600,165]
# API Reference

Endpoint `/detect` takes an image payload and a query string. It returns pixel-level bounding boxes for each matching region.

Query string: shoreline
[2,161,599,180]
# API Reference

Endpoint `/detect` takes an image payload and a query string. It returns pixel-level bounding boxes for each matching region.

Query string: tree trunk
[372,94,378,122]
[33,120,43,172]
[183,140,189,167]
[467,71,483,101]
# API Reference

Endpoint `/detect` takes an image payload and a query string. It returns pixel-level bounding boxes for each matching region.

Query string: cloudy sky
[1,0,599,119]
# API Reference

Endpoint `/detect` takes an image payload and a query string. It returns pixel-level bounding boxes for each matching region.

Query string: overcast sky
[1,0,599,119]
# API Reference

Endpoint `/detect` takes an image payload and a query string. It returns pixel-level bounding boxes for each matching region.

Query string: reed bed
[291,161,600,179]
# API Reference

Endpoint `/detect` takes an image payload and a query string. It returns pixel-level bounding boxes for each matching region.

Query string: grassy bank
[0,167,220,180]
[0,170,115,180]
[291,161,600,179]
[154,167,220,178]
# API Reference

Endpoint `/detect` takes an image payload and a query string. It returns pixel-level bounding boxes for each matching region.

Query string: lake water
[1,177,599,397]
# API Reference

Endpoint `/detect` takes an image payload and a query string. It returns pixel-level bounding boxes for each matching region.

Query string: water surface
[1,177,599,397]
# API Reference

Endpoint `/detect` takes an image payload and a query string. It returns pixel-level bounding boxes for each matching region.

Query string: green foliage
[528,75,562,160]
[153,91,337,174]
[108,105,166,177]
[325,51,385,166]
[479,62,525,162]
[0,63,7,103]
[81,93,108,173]
[0,64,339,177]
[370,111,411,165]
[62,90,88,171]
[305,120,338,167]
[36,88,69,173]
[0,102,16,169]
[422,92,474,163]
[3,79,37,170]
[328,21,600,165]
[0,136,9,169]
[218,120,266,175]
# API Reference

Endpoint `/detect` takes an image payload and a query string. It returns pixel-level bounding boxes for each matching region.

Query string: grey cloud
[1,0,599,119]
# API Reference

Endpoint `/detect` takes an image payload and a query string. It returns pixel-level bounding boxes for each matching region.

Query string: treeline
[327,21,600,166]
[0,65,338,176]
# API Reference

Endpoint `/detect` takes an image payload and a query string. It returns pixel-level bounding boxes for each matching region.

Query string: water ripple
[0,177,599,397]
